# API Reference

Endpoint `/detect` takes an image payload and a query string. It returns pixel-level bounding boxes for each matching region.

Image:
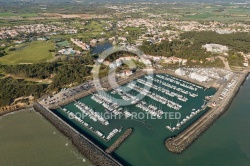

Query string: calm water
[115,76,250,166]
[54,74,218,165]
[1,76,249,166]
[0,110,92,166]
[91,42,113,54]
[117,76,250,166]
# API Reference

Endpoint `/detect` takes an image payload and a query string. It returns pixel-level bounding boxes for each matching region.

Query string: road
[166,72,247,153]
[218,56,231,71]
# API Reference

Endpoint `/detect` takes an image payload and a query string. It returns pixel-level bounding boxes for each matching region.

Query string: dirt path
[218,56,231,70]
[2,74,52,84]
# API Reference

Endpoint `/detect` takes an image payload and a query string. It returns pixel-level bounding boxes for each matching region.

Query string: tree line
[2,63,58,79]
[139,31,250,64]
[0,59,94,106]
[0,47,7,57]
[139,39,212,61]
[49,64,92,91]
[180,31,250,53]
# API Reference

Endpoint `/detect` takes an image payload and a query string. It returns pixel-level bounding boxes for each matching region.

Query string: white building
[109,60,122,69]
[243,62,249,67]
[58,48,75,55]
[202,44,229,54]
[175,68,186,76]
[189,73,209,82]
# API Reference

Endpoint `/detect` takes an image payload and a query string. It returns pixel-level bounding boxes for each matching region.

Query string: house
[58,48,75,55]
[182,59,188,65]
[109,60,122,69]
[124,70,133,76]
[206,57,213,62]
[202,44,229,53]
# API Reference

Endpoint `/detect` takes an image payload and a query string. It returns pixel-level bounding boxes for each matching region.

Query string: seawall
[33,102,122,166]
[165,71,249,154]
[106,128,133,154]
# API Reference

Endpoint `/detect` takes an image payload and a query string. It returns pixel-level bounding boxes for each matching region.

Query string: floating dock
[41,69,212,109]
[165,71,249,154]
[35,68,250,159]
[33,102,122,166]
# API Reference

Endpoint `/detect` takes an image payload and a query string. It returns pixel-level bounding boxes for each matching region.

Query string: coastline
[2,69,249,163]
[0,106,33,118]
[34,68,249,164]
[165,70,250,154]
[0,108,92,166]
[33,102,122,166]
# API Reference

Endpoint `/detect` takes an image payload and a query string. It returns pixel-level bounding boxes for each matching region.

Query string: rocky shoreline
[165,71,249,153]
[106,128,133,154]
[33,102,122,166]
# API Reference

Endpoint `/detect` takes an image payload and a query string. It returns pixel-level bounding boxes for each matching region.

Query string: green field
[0,41,55,65]
[0,12,38,17]
[83,21,106,32]
[20,13,38,17]
[185,13,215,20]
[0,12,16,17]
[156,4,250,22]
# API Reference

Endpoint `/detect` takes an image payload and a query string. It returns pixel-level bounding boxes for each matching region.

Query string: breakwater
[33,102,122,166]
[165,71,249,154]
[106,128,133,154]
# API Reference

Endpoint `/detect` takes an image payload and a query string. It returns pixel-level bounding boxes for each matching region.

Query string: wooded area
[0,61,93,106]
[0,77,47,106]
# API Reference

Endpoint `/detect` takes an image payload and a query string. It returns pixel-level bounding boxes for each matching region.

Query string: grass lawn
[0,41,55,65]
[0,12,16,17]
[20,13,38,17]
[0,12,37,18]
[84,21,104,32]
[185,13,214,20]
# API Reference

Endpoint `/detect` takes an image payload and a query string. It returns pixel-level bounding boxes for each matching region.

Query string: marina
[44,72,216,163]
[35,68,248,165]
[1,1,250,165]
[166,71,249,154]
